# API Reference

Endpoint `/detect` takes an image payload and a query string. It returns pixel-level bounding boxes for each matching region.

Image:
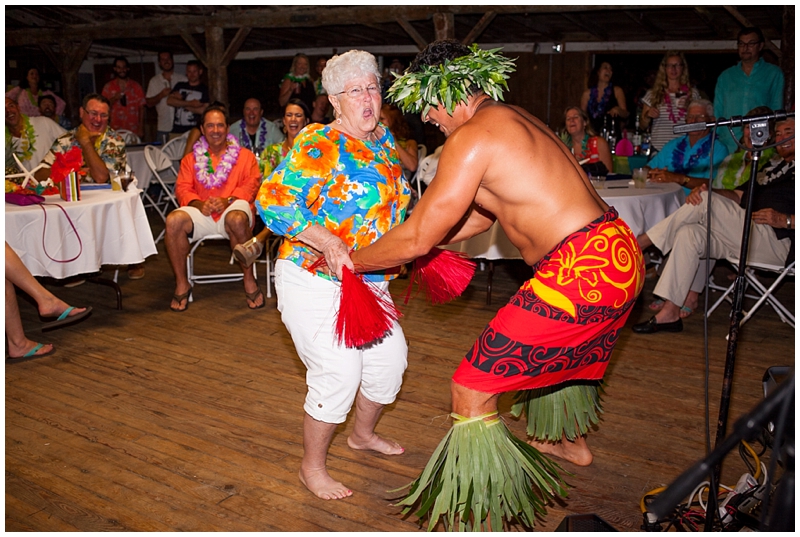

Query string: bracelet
[787,214,792,229]
[682,175,689,185]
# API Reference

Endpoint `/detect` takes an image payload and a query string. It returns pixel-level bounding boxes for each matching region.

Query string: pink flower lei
[194,134,240,189]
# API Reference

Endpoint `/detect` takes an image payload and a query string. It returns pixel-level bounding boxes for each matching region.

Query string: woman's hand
[646,106,660,119]
[608,106,624,117]
[296,225,355,280]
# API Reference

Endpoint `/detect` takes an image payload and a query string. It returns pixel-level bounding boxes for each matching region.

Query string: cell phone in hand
[120,94,127,106]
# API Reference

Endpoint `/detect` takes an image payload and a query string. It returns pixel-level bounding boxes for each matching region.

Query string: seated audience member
[181,101,227,159]
[35,93,126,184]
[6,66,66,118]
[5,242,91,362]
[233,98,311,268]
[6,97,65,172]
[380,103,419,175]
[711,106,777,190]
[563,105,613,175]
[646,99,730,191]
[640,51,701,152]
[166,105,263,312]
[646,106,777,315]
[38,94,72,130]
[633,117,794,334]
[278,53,315,112]
[229,98,284,170]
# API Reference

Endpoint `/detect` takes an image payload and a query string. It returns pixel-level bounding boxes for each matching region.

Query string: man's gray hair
[322,50,381,96]
[687,98,714,119]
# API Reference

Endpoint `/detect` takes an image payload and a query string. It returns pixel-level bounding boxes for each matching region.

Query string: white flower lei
[194,134,240,189]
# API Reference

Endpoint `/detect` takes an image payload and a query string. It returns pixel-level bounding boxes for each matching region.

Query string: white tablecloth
[598,181,685,237]
[6,187,158,279]
[443,182,685,260]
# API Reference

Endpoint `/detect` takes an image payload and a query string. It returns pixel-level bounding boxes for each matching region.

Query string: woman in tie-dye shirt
[254,50,411,502]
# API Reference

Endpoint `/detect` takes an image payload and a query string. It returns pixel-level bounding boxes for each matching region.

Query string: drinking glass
[633,168,648,189]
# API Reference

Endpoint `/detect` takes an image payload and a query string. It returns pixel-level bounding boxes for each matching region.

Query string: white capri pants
[275,259,408,424]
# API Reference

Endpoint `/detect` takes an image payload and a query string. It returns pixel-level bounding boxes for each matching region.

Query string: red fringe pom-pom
[336,266,402,348]
[405,248,476,305]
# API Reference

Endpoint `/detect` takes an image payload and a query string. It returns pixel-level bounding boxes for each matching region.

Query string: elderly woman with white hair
[645,98,730,191]
[255,50,411,500]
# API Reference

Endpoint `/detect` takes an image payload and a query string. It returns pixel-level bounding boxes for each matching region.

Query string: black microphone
[673,110,794,134]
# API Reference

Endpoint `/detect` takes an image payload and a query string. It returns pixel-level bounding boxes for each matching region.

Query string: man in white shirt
[5,96,65,172]
[146,51,187,144]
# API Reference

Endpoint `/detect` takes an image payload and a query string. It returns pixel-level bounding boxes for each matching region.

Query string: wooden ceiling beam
[560,13,608,41]
[179,30,208,65]
[514,16,561,43]
[693,7,728,39]
[221,26,252,67]
[622,10,664,41]
[396,18,427,51]
[462,11,497,46]
[723,5,781,57]
[6,6,650,47]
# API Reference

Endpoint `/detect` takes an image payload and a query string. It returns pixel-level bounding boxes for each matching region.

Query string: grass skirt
[392,412,568,531]
[510,380,604,441]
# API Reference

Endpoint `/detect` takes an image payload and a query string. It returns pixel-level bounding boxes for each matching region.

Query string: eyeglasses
[337,84,381,99]
[84,109,109,120]
[665,63,684,69]
[685,114,708,121]
[737,40,762,48]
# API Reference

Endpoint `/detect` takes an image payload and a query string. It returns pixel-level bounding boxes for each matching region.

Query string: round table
[5,187,158,280]
[598,181,686,237]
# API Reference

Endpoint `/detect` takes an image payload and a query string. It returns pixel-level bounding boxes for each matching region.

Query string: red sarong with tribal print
[453,208,644,394]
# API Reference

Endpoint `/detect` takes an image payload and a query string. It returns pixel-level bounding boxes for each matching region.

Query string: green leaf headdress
[386,44,516,117]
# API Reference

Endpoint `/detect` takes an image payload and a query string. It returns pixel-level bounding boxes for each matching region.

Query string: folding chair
[143,145,180,244]
[253,235,280,298]
[186,234,257,302]
[707,258,795,328]
[116,129,141,145]
[162,132,188,169]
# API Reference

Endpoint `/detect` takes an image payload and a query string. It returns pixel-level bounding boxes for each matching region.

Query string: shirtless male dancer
[321,40,645,529]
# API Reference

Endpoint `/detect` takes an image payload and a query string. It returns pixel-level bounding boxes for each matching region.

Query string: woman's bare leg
[347,391,404,455]
[299,413,353,500]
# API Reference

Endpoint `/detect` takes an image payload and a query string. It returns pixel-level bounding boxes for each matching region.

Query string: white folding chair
[162,132,189,169]
[143,145,180,244]
[116,129,141,145]
[186,234,257,302]
[708,258,795,328]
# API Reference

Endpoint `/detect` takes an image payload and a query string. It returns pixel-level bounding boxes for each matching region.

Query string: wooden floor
[5,234,795,531]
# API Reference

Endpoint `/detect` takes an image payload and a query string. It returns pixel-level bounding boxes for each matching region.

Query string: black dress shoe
[632,316,683,334]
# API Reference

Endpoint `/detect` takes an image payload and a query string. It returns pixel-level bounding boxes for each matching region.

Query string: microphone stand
[672,111,793,529]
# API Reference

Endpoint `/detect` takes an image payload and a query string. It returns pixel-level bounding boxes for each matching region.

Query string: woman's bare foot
[298,467,353,500]
[37,295,79,319]
[527,435,593,467]
[347,433,404,455]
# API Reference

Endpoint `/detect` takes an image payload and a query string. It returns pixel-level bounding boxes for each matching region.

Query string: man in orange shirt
[166,106,263,312]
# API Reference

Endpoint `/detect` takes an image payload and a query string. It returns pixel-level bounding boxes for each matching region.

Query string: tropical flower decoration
[387,44,516,117]
[50,146,83,183]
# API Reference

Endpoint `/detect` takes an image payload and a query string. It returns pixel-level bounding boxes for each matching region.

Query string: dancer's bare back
[352,99,608,271]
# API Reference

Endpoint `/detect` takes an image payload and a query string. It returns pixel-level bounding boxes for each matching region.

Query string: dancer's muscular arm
[351,127,486,274]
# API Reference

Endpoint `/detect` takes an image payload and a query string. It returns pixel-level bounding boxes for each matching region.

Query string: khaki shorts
[174,199,253,240]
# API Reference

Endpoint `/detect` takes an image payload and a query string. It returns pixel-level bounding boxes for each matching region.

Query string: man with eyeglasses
[714,27,784,153]
[36,93,127,185]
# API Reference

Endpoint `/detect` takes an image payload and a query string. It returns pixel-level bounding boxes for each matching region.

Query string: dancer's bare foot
[298,467,353,500]
[347,433,404,455]
[528,435,593,467]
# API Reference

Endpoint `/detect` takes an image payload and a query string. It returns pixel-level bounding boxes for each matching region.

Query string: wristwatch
[786,214,792,229]
[682,175,689,185]
[227,196,236,205]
